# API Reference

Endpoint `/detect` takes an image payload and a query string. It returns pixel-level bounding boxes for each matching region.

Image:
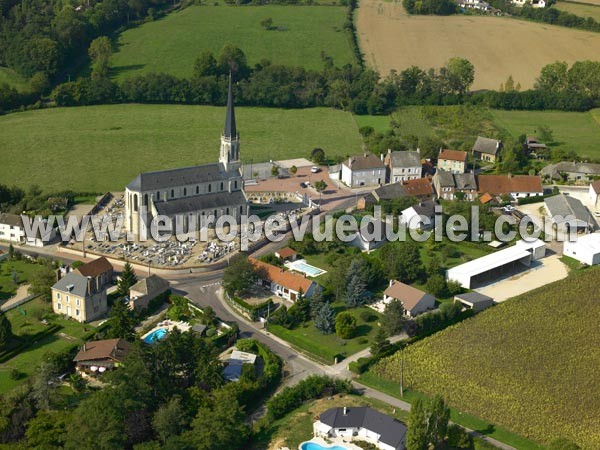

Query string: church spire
[223,73,237,139]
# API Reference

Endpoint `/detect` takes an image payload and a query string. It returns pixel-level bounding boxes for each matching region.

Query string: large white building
[563,233,600,266]
[124,77,249,239]
[341,153,386,188]
[0,213,55,247]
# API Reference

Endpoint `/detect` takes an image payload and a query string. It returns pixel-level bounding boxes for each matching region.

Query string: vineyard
[370,267,600,449]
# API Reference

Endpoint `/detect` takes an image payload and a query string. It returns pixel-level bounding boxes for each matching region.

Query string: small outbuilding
[454,292,494,312]
[275,247,297,262]
[128,274,170,311]
[563,233,600,266]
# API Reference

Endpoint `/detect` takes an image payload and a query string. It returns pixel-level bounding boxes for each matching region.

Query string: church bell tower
[220,74,241,171]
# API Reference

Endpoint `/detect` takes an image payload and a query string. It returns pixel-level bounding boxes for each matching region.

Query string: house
[454,292,494,312]
[458,0,491,10]
[341,153,386,188]
[275,247,297,262]
[51,257,113,322]
[401,178,434,201]
[400,200,438,231]
[0,213,55,247]
[73,338,132,374]
[349,219,388,252]
[472,137,502,163]
[223,350,257,382]
[128,274,170,311]
[314,406,407,450]
[590,180,600,210]
[384,150,422,183]
[477,174,543,200]
[541,162,600,183]
[544,194,596,233]
[563,233,600,266]
[524,136,548,157]
[356,183,408,210]
[446,240,546,288]
[437,149,468,174]
[511,0,545,7]
[383,280,435,318]
[250,258,320,301]
[433,171,478,201]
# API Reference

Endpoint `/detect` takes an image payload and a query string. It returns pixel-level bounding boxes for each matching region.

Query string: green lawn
[0,259,48,301]
[0,105,363,192]
[556,1,600,21]
[268,303,380,364]
[0,297,95,393]
[0,67,30,92]
[491,108,600,160]
[110,5,355,81]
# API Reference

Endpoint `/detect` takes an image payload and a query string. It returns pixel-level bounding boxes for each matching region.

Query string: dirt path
[1,284,31,311]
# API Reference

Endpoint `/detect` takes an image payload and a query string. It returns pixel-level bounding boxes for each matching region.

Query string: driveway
[476,254,568,302]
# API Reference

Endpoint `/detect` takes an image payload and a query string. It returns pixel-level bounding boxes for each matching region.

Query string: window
[220,182,224,191]
[76,309,80,316]
[234,180,238,189]
[226,207,229,215]
[56,293,61,300]
[57,303,62,310]
[196,185,200,194]
[156,191,160,201]
[183,187,187,196]
[171,189,175,198]
[76,299,80,307]
[208,184,212,193]
[66,295,69,302]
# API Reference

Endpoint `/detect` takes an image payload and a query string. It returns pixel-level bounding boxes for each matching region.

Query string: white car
[311,166,321,173]
[595,211,600,217]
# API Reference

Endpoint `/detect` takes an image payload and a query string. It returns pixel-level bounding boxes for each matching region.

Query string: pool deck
[285,259,327,277]
[140,319,191,341]
[299,437,362,450]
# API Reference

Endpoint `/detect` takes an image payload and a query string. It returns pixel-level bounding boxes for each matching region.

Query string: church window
[171,189,174,198]
[226,207,229,215]
[133,194,138,212]
[234,180,238,189]
[240,205,244,214]
[220,182,224,191]
[208,184,212,193]
[214,209,217,218]
[196,186,199,194]
[183,188,187,196]
[156,191,160,201]
[143,194,148,206]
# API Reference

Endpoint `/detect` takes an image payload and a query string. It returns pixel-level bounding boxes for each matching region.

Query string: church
[124,77,249,239]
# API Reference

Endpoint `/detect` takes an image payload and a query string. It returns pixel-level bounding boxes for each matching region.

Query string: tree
[314,180,327,204]
[117,262,137,297]
[425,255,442,276]
[222,253,259,296]
[314,303,335,334]
[406,398,428,450]
[426,274,447,297]
[71,260,84,269]
[0,310,12,348]
[107,300,136,341]
[370,327,390,356]
[380,299,406,336]
[25,410,70,449]
[8,243,14,259]
[88,36,112,79]
[444,57,475,95]
[218,44,248,78]
[536,61,569,93]
[193,51,218,78]
[345,259,368,308]
[290,165,298,176]
[537,125,554,144]
[427,395,450,448]
[260,17,274,30]
[29,264,56,302]
[271,165,279,177]
[548,438,581,450]
[309,290,325,318]
[311,148,325,164]
[335,312,357,339]
[30,72,50,94]
[152,397,188,443]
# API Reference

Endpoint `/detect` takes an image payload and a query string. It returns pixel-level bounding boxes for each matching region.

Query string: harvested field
[356,0,600,89]
[555,1,600,20]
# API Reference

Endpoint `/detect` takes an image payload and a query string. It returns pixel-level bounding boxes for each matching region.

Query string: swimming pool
[143,327,168,344]
[287,259,327,277]
[299,442,349,450]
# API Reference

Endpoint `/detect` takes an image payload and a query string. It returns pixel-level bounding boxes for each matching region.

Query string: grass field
[369,267,600,449]
[356,0,600,89]
[491,108,600,160]
[556,1,600,20]
[110,5,355,81]
[0,260,42,301]
[0,105,363,192]
[0,67,29,92]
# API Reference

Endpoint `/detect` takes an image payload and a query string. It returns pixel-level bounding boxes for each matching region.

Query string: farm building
[383,280,435,318]
[541,162,600,183]
[544,194,596,233]
[563,233,600,266]
[477,174,543,200]
[446,239,546,289]
[454,292,494,312]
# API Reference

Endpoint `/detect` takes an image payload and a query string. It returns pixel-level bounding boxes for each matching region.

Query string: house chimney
[380,153,384,162]
[387,148,391,154]
[389,279,393,287]
[416,147,421,154]
[348,157,352,166]
[343,407,348,416]
[87,276,93,294]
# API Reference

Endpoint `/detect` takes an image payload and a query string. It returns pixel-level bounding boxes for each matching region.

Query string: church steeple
[223,73,237,139]
[220,73,241,171]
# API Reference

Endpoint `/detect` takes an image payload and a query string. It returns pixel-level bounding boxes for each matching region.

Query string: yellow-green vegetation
[370,267,600,449]
[556,1,600,20]
[0,67,30,92]
[0,260,43,301]
[110,5,355,80]
[0,105,363,192]
[268,304,381,364]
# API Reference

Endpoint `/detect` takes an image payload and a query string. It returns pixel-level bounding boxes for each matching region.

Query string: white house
[400,200,438,231]
[590,180,600,211]
[563,233,600,266]
[314,406,407,450]
[250,258,320,301]
[511,0,546,8]
[341,153,386,188]
[0,213,55,247]
[384,149,422,183]
[383,280,436,318]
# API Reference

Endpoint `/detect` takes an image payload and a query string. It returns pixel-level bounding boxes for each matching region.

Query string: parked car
[300,182,307,188]
[595,211,600,217]
[311,166,321,173]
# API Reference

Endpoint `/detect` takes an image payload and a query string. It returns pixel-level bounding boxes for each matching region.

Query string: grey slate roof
[455,292,494,305]
[52,271,91,297]
[541,162,600,178]
[411,200,437,217]
[0,213,23,228]
[436,171,455,188]
[319,407,407,450]
[130,274,169,296]
[373,183,407,201]
[472,136,501,155]
[545,194,595,226]
[454,173,477,190]
[153,190,247,216]
[126,163,237,192]
[224,74,237,138]
[345,153,385,171]
[388,150,421,168]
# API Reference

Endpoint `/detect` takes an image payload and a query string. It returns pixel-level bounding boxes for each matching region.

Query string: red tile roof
[250,258,313,293]
[276,247,297,259]
[439,149,468,162]
[477,175,543,195]
[402,178,434,197]
[75,257,113,278]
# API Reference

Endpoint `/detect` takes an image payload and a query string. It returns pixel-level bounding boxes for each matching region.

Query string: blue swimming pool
[289,260,327,277]
[143,328,168,344]
[300,442,349,450]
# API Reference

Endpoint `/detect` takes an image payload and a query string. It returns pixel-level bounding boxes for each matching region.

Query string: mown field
[0,105,363,192]
[110,5,355,81]
[0,67,29,92]
[369,267,600,449]
[356,0,600,89]
[556,1,600,20]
